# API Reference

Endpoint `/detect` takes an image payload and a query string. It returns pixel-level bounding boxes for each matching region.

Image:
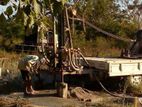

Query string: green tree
[74,0,137,48]
[0,0,74,50]
[0,0,139,56]
[118,0,142,29]
[0,0,25,49]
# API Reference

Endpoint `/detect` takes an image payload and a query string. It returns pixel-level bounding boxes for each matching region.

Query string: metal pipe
[58,8,65,82]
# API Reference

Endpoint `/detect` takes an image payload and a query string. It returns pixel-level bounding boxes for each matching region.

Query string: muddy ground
[0,72,141,107]
[0,84,141,107]
[0,71,142,107]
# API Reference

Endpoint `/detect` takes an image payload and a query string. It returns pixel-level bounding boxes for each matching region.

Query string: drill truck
[38,1,142,97]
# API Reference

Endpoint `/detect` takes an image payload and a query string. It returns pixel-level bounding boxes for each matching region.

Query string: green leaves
[52,0,68,15]
[13,0,68,38]
[0,14,7,24]
[23,4,31,16]
[61,0,68,5]
[33,0,41,17]
[0,0,9,5]
[27,15,34,28]
[4,6,13,18]
[53,1,62,15]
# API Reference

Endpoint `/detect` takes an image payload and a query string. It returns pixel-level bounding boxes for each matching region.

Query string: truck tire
[126,76,142,95]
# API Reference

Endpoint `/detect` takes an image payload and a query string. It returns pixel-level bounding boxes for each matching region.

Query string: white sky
[0,0,19,18]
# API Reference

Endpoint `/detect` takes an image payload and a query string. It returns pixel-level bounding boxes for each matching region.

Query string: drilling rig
[38,0,142,97]
[38,1,85,98]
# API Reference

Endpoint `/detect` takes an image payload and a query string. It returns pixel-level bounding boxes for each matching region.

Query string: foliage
[117,0,142,29]
[14,0,70,43]
[72,0,138,56]
[1,1,72,45]
[0,17,25,49]
[0,0,140,56]
[0,0,9,5]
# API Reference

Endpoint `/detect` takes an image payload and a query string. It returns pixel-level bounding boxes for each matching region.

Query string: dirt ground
[0,73,141,107]
[0,75,141,107]
[0,88,141,107]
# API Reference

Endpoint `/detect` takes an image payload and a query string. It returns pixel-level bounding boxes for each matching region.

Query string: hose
[68,49,82,71]
[70,49,80,68]
[69,17,135,43]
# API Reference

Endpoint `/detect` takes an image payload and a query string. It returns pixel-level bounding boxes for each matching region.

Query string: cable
[69,17,135,43]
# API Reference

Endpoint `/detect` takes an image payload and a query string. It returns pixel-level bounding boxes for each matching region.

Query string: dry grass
[0,50,25,93]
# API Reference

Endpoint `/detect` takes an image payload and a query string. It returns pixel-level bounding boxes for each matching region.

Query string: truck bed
[82,57,142,77]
